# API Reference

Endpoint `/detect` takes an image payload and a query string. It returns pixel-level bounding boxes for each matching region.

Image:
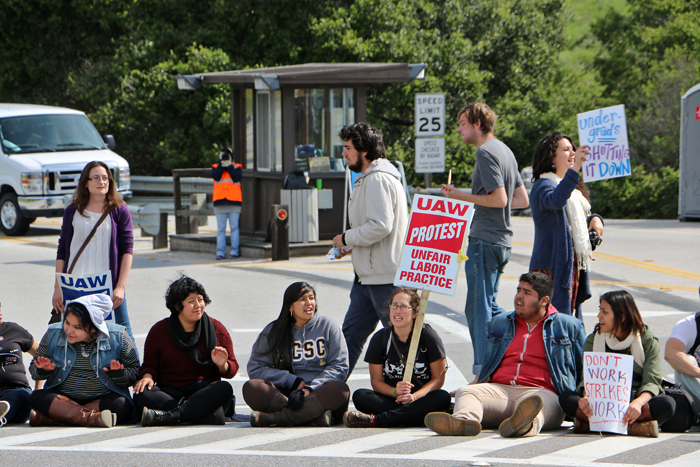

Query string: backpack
[660,379,699,433]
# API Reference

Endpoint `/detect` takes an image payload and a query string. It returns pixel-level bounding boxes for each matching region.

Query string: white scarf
[540,172,592,271]
[592,331,646,368]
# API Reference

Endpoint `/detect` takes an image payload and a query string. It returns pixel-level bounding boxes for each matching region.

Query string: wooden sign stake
[402,288,430,382]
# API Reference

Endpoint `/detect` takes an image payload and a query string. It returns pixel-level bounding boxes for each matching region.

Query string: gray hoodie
[247,313,349,390]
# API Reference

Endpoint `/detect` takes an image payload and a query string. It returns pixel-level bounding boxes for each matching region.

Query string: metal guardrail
[130,175,212,195]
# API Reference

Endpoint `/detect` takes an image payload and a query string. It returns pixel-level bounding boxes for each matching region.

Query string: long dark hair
[264,282,317,372]
[531,132,589,201]
[595,290,645,339]
[72,161,124,216]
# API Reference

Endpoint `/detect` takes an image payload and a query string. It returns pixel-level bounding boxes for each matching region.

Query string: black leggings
[353,388,451,427]
[29,388,133,424]
[133,380,233,422]
[243,379,350,423]
[558,390,676,426]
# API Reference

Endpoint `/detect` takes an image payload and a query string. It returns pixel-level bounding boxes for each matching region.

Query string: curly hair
[390,286,421,315]
[595,290,644,338]
[531,132,590,200]
[264,282,317,372]
[338,122,385,162]
[72,161,124,217]
[457,103,498,135]
[164,274,211,315]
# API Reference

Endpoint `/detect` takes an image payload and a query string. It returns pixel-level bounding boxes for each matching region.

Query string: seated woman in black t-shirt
[344,287,451,427]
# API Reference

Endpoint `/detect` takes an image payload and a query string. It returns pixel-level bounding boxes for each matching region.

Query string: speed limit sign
[415,93,445,137]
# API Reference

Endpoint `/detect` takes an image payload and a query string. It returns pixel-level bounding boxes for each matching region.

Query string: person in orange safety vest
[211,147,242,259]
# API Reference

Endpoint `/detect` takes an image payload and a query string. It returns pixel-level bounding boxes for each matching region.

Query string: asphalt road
[1,214,699,466]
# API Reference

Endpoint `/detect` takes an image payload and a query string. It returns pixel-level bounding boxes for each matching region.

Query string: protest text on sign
[583,351,634,435]
[394,195,473,296]
[577,105,631,183]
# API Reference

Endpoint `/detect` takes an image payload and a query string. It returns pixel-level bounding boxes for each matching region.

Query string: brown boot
[424,412,482,436]
[343,410,374,428]
[628,420,659,438]
[574,407,590,434]
[48,395,113,428]
[265,391,288,413]
[250,411,277,427]
[83,400,118,426]
[498,395,543,438]
[275,393,327,427]
[30,410,66,427]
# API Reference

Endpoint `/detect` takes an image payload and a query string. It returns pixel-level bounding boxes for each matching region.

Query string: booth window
[256,90,282,172]
[294,88,354,173]
[245,89,254,169]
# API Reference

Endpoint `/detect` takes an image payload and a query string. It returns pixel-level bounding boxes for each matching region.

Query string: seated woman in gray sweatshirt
[244,282,350,426]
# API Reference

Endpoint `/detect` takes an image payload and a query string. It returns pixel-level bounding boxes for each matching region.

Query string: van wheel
[0,193,31,236]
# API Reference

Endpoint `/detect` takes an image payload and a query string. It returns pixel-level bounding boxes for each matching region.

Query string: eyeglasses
[89,175,110,182]
[390,303,413,311]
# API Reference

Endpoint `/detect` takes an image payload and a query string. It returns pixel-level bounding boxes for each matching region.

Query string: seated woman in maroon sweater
[133,275,238,426]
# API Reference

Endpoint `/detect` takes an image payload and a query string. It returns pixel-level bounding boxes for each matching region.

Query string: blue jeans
[113,298,139,360]
[0,387,32,423]
[216,211,240,257]
[342,282,395,375]
[465,238,511,376]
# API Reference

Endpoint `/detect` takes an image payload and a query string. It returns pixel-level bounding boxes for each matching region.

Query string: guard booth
[679,83,700,221]
[177,63,425,239]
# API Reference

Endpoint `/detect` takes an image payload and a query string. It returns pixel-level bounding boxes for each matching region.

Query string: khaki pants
[453,383,564,436]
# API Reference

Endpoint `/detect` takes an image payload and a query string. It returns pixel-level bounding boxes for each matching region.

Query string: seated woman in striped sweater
[29,294,139,427]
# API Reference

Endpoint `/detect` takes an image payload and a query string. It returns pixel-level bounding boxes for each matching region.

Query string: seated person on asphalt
[244,282,350,427]
[425,272,585,438]
[133,275,238,426]
[344,286,451,427]
[664,285,700,409]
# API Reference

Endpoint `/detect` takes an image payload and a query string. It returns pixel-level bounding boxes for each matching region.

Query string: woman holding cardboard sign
[558,290,675,437]
[529,132,604,319]
[52,161,135,344]
[344,287,450,427]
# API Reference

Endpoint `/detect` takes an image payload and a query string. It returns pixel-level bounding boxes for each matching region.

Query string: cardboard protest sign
[583,352,634,434]
[577,104,630,183]
[57,271,114,320]
[394,194,474,296]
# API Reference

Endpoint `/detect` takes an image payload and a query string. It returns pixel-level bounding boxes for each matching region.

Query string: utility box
[679,83,700,220]
[281,189,319,243]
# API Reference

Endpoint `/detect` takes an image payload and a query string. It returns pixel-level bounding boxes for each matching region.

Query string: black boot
[196,406,225,425]
[141,407,182,427]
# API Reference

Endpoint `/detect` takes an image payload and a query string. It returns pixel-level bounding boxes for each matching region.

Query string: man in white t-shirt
[664,286,700,408]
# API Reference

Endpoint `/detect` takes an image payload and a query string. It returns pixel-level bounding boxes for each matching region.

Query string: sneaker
[229,254,239,259]
[498,395,543,438]
[343,410,374,428]
[0,401,9,427]
[216,255,225,260]
[424,412,481,436]
[627,420,659,438]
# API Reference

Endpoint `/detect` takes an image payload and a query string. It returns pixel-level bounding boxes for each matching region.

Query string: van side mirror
[103,135,116,150]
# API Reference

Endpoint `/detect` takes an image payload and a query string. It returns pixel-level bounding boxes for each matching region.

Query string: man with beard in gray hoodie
[332,122,409,375]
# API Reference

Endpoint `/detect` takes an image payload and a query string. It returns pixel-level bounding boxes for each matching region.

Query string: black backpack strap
[690,311,700,355]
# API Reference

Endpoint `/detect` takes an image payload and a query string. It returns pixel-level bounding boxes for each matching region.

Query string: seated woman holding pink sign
[529,132,604,319]
[558,290,675,437]
[344,287,450,427]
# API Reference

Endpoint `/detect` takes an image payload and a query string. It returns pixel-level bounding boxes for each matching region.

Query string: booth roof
[195,62,426,87]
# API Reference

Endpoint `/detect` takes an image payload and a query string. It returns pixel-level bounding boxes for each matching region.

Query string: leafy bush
[588,166,679,219]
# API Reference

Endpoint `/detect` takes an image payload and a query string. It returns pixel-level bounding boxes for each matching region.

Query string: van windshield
[0,114,107,154]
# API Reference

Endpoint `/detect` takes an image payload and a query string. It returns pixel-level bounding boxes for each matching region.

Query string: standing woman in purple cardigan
[51,161,135,344]
[529,133,604,319]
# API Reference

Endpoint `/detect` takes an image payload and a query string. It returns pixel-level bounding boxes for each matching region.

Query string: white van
[0,104,131,235]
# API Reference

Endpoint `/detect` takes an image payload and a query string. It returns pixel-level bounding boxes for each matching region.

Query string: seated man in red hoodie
[425,272,585,437]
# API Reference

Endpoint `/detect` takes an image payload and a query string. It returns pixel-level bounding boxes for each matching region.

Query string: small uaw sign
[583,352,634,435]
[415,138,445,173]
[394,194,474,295]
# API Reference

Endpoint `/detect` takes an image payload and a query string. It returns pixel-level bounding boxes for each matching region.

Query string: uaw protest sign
[394,194,474,295]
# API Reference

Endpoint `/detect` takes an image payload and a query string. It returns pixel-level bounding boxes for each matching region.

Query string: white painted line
[424,313,472,343]
[186,426,330,451]
[72,426,224,449]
